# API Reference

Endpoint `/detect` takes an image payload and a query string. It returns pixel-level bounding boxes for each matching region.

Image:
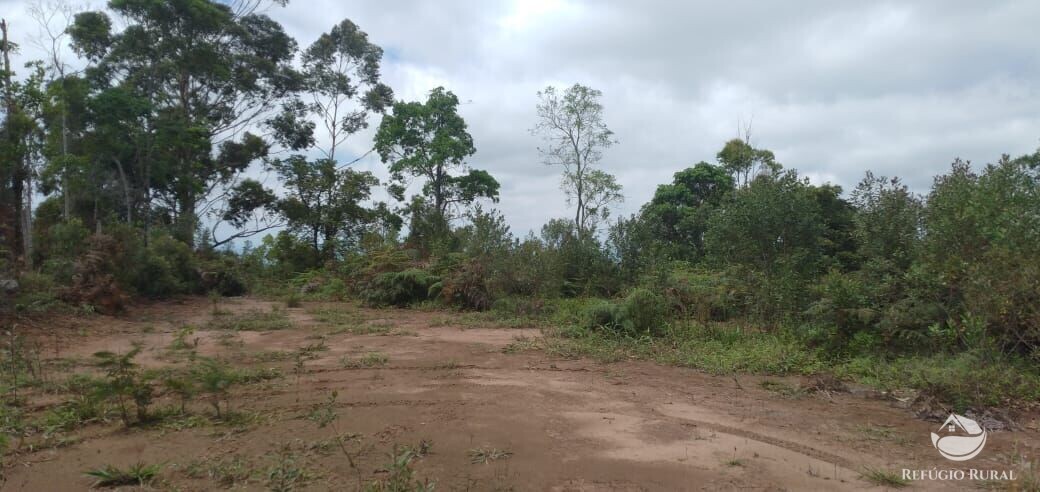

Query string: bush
[131,233,199,298]
[197,255,247,297]
[658,266,741,322]
[361,269,440,307]
[582,288,670,337]
[439,258,492,310]
[63,234,129,314]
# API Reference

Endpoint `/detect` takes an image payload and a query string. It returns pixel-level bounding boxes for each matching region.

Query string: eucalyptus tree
[262,18,395,261]
[532,84,621,236]
[68,0,299,245]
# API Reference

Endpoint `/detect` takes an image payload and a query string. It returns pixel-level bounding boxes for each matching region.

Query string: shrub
[582,288,670,337]
[131,233,198,298]
[92,349,154,427]
[361,269,440,307]
[658,266,740,322]
[439,258,492,310]
[64,234,129,314]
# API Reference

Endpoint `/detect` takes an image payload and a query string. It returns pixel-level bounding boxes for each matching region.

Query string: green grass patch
[859,467,909,488]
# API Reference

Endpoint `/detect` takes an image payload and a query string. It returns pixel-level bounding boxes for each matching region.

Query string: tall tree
[68,0,298,246]
[260,17,395,260]
[374,87,499,233]
[532,83,621,235]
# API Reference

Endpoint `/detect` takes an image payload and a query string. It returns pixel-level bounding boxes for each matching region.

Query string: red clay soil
[2,297,1037,491]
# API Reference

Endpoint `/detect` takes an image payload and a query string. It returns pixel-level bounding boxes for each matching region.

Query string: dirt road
[3,298,1035,490]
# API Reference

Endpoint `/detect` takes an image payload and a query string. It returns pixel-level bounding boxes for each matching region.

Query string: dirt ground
[2,297,1037,491]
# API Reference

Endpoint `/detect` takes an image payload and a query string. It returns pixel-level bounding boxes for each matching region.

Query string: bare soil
[3,297,1037,491]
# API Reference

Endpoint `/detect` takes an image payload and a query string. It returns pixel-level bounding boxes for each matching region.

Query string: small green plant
[85,462,160,487]
[266,445,309,492]
[859,467,909,488]
[308,391,366,489]
[169,325,198,352]
[468,447,512,464]
[190,358,240,418]
[364,445,435,492]
[92,349,155,426]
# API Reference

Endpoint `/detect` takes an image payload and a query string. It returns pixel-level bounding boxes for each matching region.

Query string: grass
[183,456,253,487]
[85,462,161,487]
[341,352,390,369]
[207,310,292,332]
[853,424,912,446]
[859,466,909,488]
[540,313,1040,410]
[468,447,512,464]
[308,306,365,325]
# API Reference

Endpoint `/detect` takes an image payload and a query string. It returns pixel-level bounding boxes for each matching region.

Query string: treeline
[2,1,1039,375]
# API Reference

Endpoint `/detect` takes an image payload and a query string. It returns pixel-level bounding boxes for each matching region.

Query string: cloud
[3,0,1037,236]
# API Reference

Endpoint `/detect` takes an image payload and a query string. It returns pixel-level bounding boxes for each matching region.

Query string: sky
[2,0,1039,237]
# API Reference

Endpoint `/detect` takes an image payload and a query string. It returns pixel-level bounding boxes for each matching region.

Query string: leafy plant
[85,462,160,487]
[92,349,154,426]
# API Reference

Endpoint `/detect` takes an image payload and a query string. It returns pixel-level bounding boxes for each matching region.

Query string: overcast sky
[3,0,1039,236]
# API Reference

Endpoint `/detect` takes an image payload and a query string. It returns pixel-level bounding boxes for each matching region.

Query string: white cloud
[2,0,1037,236]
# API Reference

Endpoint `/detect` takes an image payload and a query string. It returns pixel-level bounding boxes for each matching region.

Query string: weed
[307,391,366,488]
[190,358,240,418]
[468,447,512,464]
[183,456,253,487]
[265,445,310,492]
[364,444,435,491]
[502,336,540,354]
[92,349,155,426]
[85,462,160,488]
[168,325,199,352]
[859,467,909,488]
[342,352,389,369]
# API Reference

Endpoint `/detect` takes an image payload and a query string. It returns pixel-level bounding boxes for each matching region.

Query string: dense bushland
[1,0,1038,410]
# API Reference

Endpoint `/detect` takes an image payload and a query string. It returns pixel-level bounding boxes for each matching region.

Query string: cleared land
[2,297,1037,490]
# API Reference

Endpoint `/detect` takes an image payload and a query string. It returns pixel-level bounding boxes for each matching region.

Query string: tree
[68,0,298,246]
[641,162,734,260]
[299,18,392,162]
[532,84,621,235]
[261,17,394,261]
[270,156,379,261]
[374,87,499,236]
[706,170,826,320]
[716,137,780,188]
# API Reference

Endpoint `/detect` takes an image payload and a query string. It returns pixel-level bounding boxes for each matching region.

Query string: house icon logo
[931,413,987,461]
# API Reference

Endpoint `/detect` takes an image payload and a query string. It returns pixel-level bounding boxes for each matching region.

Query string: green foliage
[361,269,440,307]
[92,349,154,427]
[375,86,499,246]
[85,462,160,488]
[583,288,669,337]
[190,358,241,418]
